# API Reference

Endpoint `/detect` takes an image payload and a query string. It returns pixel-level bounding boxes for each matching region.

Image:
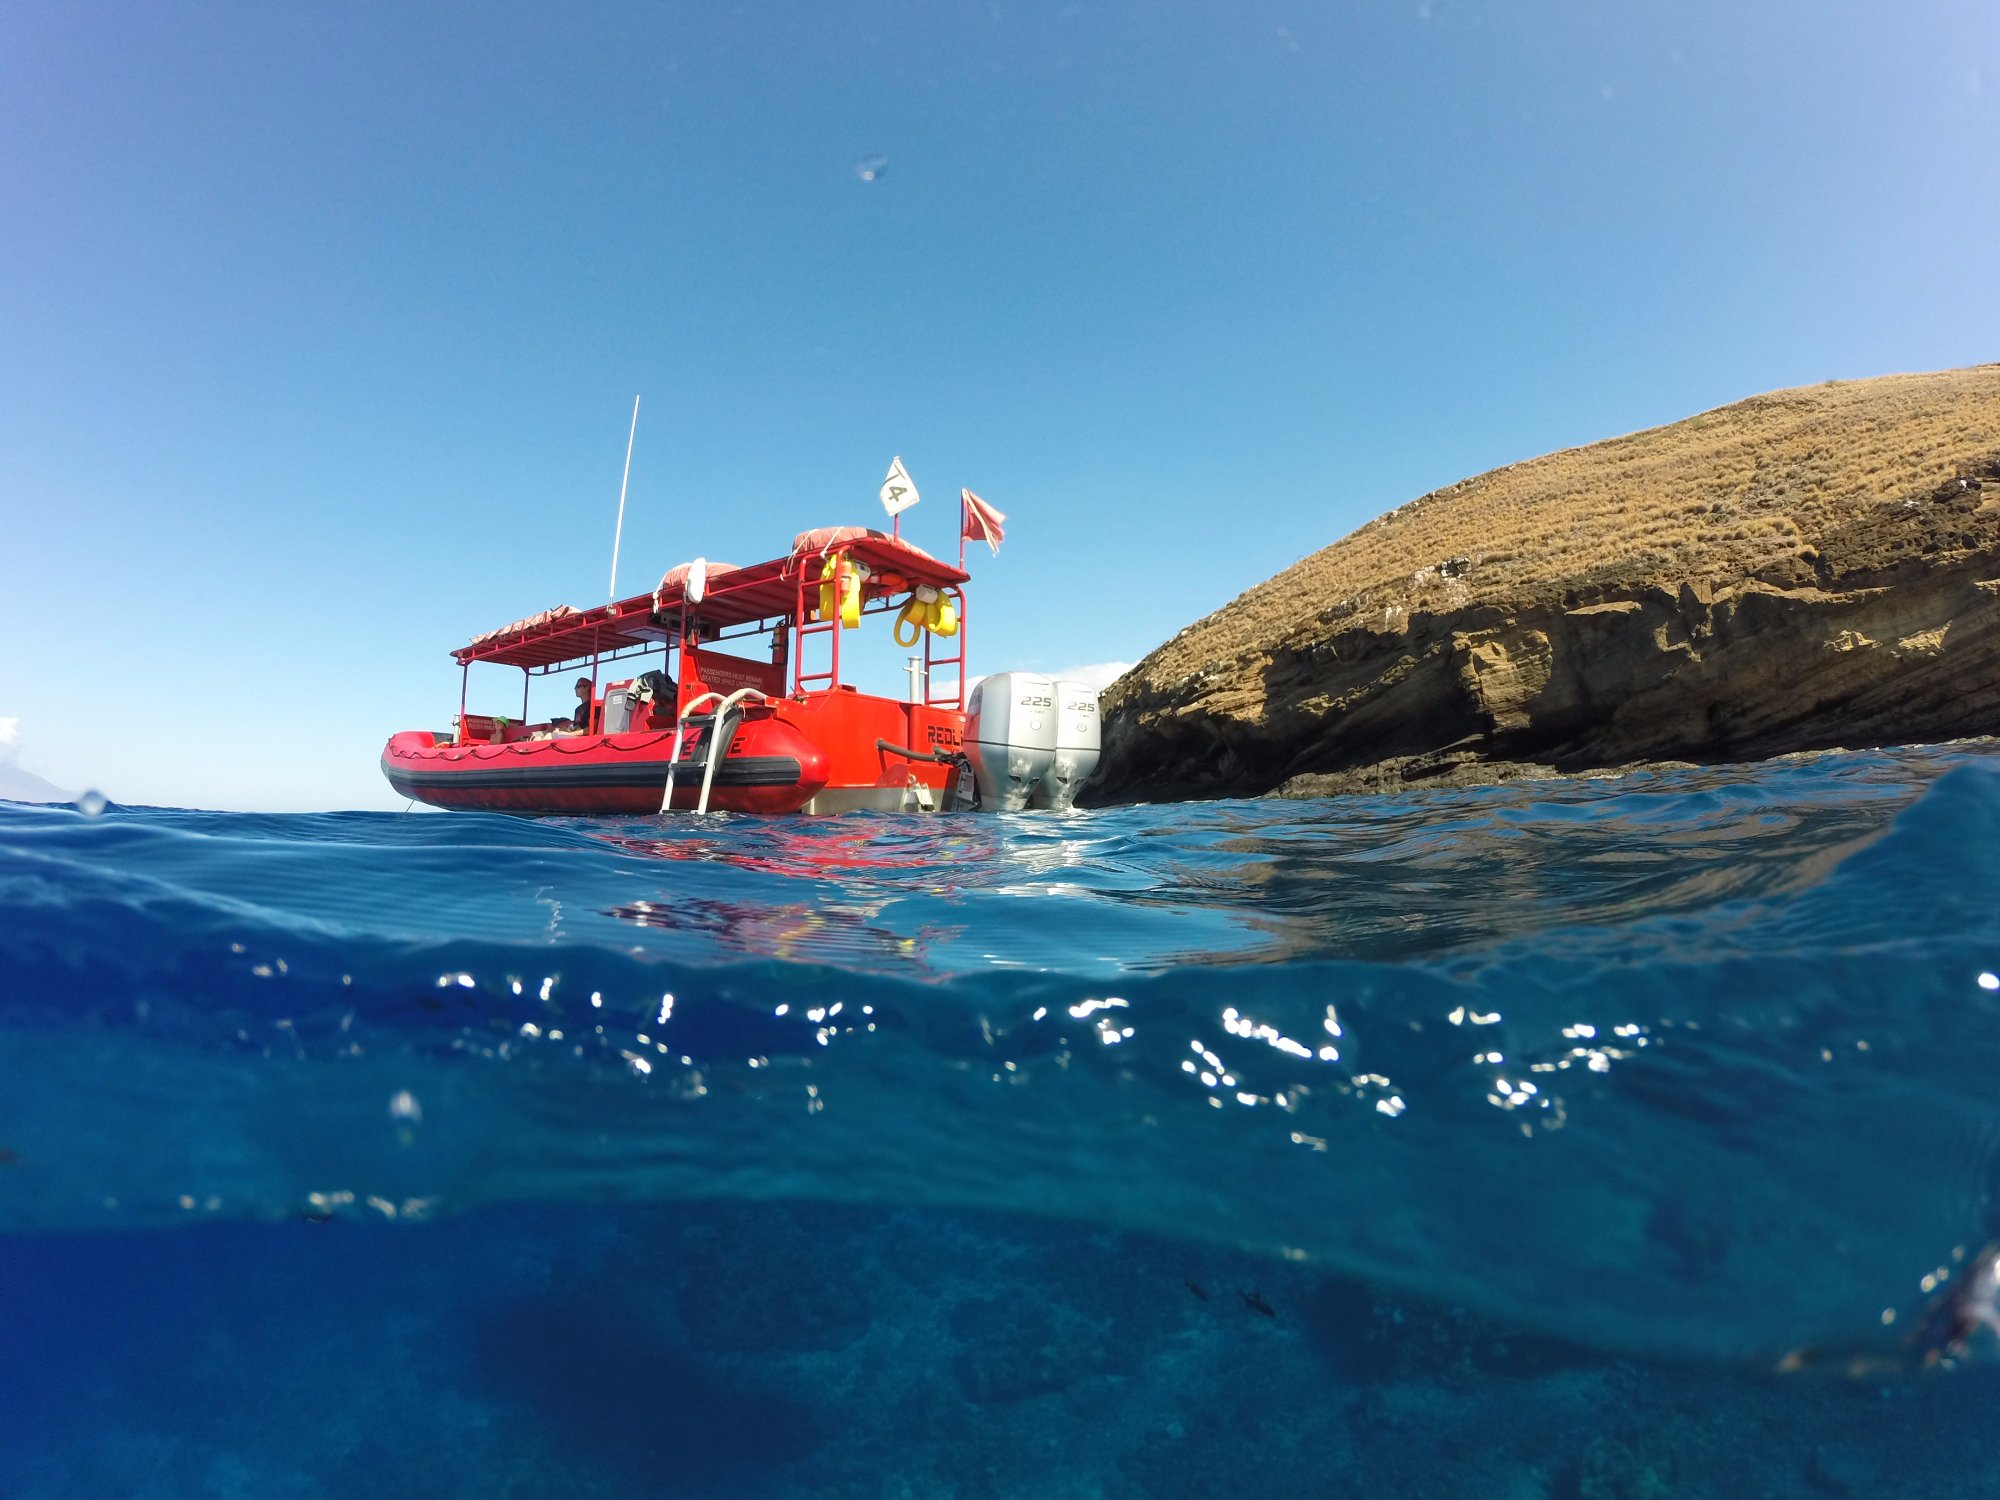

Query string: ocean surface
[4,744,2000,1498]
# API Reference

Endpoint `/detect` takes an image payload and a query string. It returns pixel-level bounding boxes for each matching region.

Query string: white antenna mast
[608,394,640,599]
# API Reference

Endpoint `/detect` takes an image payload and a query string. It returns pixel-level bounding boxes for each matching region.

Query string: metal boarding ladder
[659,688,770,815]
[923,584,967,708]
[792,560,843,694]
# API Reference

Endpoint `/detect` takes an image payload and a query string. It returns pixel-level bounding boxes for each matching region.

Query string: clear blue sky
[4,1,1995,810]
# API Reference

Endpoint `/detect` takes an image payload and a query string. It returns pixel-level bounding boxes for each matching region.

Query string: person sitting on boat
[555,676,594,733]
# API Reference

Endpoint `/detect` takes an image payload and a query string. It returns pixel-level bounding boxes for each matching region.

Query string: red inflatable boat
[381,527,974,815]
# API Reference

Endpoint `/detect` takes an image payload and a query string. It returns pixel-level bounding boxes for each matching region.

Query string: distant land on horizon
[1090,364,2000,804]
[0,764,75,805]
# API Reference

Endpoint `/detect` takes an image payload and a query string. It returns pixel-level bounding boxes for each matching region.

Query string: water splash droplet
[854,154,888,183]
[75,789,108,817]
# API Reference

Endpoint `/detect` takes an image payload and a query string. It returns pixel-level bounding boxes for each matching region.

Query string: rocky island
[1088,366,2000,804]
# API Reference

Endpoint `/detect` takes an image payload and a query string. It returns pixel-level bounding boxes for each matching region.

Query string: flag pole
[609,394,640,600]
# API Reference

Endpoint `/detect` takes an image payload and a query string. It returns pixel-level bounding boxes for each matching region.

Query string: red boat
[382,527,978,815]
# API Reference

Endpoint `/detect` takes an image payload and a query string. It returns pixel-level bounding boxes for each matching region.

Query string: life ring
[894,585,958,645]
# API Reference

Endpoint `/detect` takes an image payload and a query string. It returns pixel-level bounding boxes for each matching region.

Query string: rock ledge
[1089,367,2000,804]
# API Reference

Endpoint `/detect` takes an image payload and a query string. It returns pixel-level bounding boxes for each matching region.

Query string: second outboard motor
[1031,679,1102,812]
[964,671,1057,811]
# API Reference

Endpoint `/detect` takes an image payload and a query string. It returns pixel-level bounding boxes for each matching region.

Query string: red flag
[960,488,1007,555]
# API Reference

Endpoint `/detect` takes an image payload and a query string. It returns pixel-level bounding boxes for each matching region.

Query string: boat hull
[381,723,829,815]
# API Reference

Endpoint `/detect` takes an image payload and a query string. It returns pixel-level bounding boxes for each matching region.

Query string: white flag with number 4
[879,456,921,518]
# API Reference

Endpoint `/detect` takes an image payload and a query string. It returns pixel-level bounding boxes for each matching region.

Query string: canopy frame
[450,531,972,709]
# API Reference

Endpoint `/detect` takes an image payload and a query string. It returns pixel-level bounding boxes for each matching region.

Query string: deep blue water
[4,744,2000,1497]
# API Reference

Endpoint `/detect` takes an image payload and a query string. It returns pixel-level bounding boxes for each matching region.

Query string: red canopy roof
[452,530,970,669]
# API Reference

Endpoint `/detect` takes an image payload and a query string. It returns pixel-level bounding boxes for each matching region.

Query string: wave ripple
[3,744,1999,1364]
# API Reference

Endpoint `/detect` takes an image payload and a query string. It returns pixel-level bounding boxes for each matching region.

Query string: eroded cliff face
[1089,369,2000,804]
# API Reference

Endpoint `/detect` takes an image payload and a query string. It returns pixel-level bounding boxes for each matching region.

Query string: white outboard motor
[964,672,1057,811]
[1031,679,1102,812]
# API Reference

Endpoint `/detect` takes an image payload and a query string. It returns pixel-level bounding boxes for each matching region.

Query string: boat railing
[660,688,771,815]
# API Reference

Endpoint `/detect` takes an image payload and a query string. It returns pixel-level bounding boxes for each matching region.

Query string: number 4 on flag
[879,456,921,518]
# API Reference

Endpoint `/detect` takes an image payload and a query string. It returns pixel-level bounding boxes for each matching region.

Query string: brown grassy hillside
[1094,366,2000,803]
[1140,367,2000,691]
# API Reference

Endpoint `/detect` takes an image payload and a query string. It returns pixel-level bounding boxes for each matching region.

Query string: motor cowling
[1031,679,1102,812]
[963,672,1057,811]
